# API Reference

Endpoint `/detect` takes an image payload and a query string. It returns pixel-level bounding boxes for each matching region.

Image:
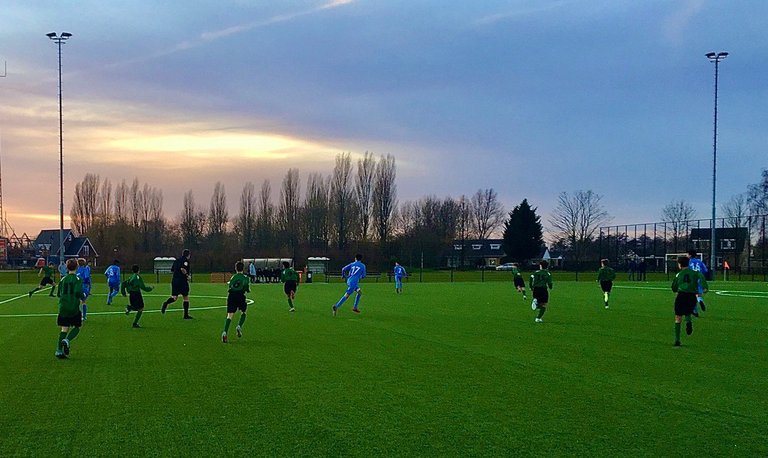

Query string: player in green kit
[671,256,708,347]
[122,264,153,328]
[55,259,85,359]
[280,261,299,312]
[511,263,527,300]
[29,262,57,297]
[529,260,553,323]
[597,259,617,308]
[222,261,250,343]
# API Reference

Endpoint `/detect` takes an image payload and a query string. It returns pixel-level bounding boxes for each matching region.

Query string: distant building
[690,227,749,269]
[448,239,505,268]
[34,229,99,265]
[535,247,565,269]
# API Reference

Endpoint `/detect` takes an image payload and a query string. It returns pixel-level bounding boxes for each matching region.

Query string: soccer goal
[664,253,702,274]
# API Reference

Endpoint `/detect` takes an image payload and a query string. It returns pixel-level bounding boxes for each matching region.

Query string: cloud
[472,0,570,26]
[662,0,705,45]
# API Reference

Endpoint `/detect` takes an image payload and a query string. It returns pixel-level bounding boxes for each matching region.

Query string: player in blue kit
[76,258,92,320]
[687,250,708,315]
[332,254,366,316]
[104,260,121,305]
[393,262,407,294]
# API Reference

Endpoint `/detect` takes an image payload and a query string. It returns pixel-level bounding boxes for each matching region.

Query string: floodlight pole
[47,32,72,270]
[706,51,727,279]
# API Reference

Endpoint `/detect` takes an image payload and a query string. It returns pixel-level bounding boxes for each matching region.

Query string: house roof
[690,227,749,239]
[34,229,98,258]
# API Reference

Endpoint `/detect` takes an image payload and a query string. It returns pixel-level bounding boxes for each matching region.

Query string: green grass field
[1,279,766,456]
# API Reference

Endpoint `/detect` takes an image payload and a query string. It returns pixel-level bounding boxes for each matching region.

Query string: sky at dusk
[0,0,766,237]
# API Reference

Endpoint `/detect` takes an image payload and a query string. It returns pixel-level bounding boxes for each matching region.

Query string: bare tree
[279,169,301,247]
[114,180,129,223]
[747,169,768,215]
[331,152,354,249]
[180,190,205,248]
[208,182,229,237]
[661,200,697,252]
[304,173,331,249]
[129,178,142,229]
[373,154,397,245]
[70,173,100,234]
[550,190,611,264]
[355,151,376,240]
[236,182,257,251]
[256,179,275,249]
[722,193,748,228]
[98,178,112,223]
[471,188,505,240]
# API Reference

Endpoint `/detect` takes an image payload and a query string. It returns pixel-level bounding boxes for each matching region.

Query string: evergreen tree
[502,199,544,262]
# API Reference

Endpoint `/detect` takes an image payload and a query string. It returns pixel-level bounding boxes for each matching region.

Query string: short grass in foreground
[0,280,766,456]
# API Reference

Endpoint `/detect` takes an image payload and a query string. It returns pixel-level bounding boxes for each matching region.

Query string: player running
[393,262,407,294]
[672,256,709,347]
[55,259,85,359]
[76,258,92,320]
[530,260,553,323]
[280,261,299,312]
[29,262,57,297]
[597,259,616,309]
[511,263,527,300]
[104,260,121,305]
[222,261,250,343]
[122,264,153,328]
[332,254,366,316]
[161,249,193,319]
[687,250,709,316]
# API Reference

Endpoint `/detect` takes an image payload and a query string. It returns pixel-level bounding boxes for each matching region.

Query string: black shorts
[57,311,82,327]
[675,292,697,316]
[284,281,297,295]
[171,279,190,297]
[227,292,247,314]
[513,277,525,288]
[40,277,55,287]
[532,287,549,304]
[600,281,613,293]
[128,291,145,311]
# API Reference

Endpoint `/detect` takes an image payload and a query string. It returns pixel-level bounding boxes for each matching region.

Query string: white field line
[616,284,768,298]
[0,295,253,318]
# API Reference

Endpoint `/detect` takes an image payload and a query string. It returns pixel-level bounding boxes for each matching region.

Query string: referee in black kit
[161,249,193,319]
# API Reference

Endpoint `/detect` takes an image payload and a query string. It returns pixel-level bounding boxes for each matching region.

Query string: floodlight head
[717,52,728,58]
[61,32,72,38]
[46,32,57,38]
[705,52,716,59]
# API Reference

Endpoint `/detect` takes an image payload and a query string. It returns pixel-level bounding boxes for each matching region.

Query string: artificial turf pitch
[0,280,766,456]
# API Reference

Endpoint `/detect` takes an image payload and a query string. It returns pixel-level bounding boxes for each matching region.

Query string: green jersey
[672,268,708,294]
[57,273,84,317]
[281,268,299,283]
[42,266,54,279]
[597,266,616,282]
[529,269,553,289]
[228,273,251,294]
[121,273,153,294]
[511,267,522,278]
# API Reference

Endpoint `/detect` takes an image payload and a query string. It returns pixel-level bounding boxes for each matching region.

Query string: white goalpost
[664,252,703,274]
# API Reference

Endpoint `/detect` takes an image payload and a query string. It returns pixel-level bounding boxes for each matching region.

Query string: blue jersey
[394,265,406,278]
[688,258,708,274]
[105,264,121,285]
[77,265,92,286]
[342,261,367,285]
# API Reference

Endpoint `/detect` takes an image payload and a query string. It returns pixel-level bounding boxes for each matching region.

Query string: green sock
[57,331,67,351]
[674,322,681,341]
[238,314,247,327]
[537,307,546,319]
[685,315,692,323]
[133,310,143,325]
[288,298,294,309]
[49,286,55,296]
[224,318,232,333]
[67,327,80,342]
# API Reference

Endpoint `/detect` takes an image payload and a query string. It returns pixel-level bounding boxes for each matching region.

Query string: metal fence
[599,214,768,281]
